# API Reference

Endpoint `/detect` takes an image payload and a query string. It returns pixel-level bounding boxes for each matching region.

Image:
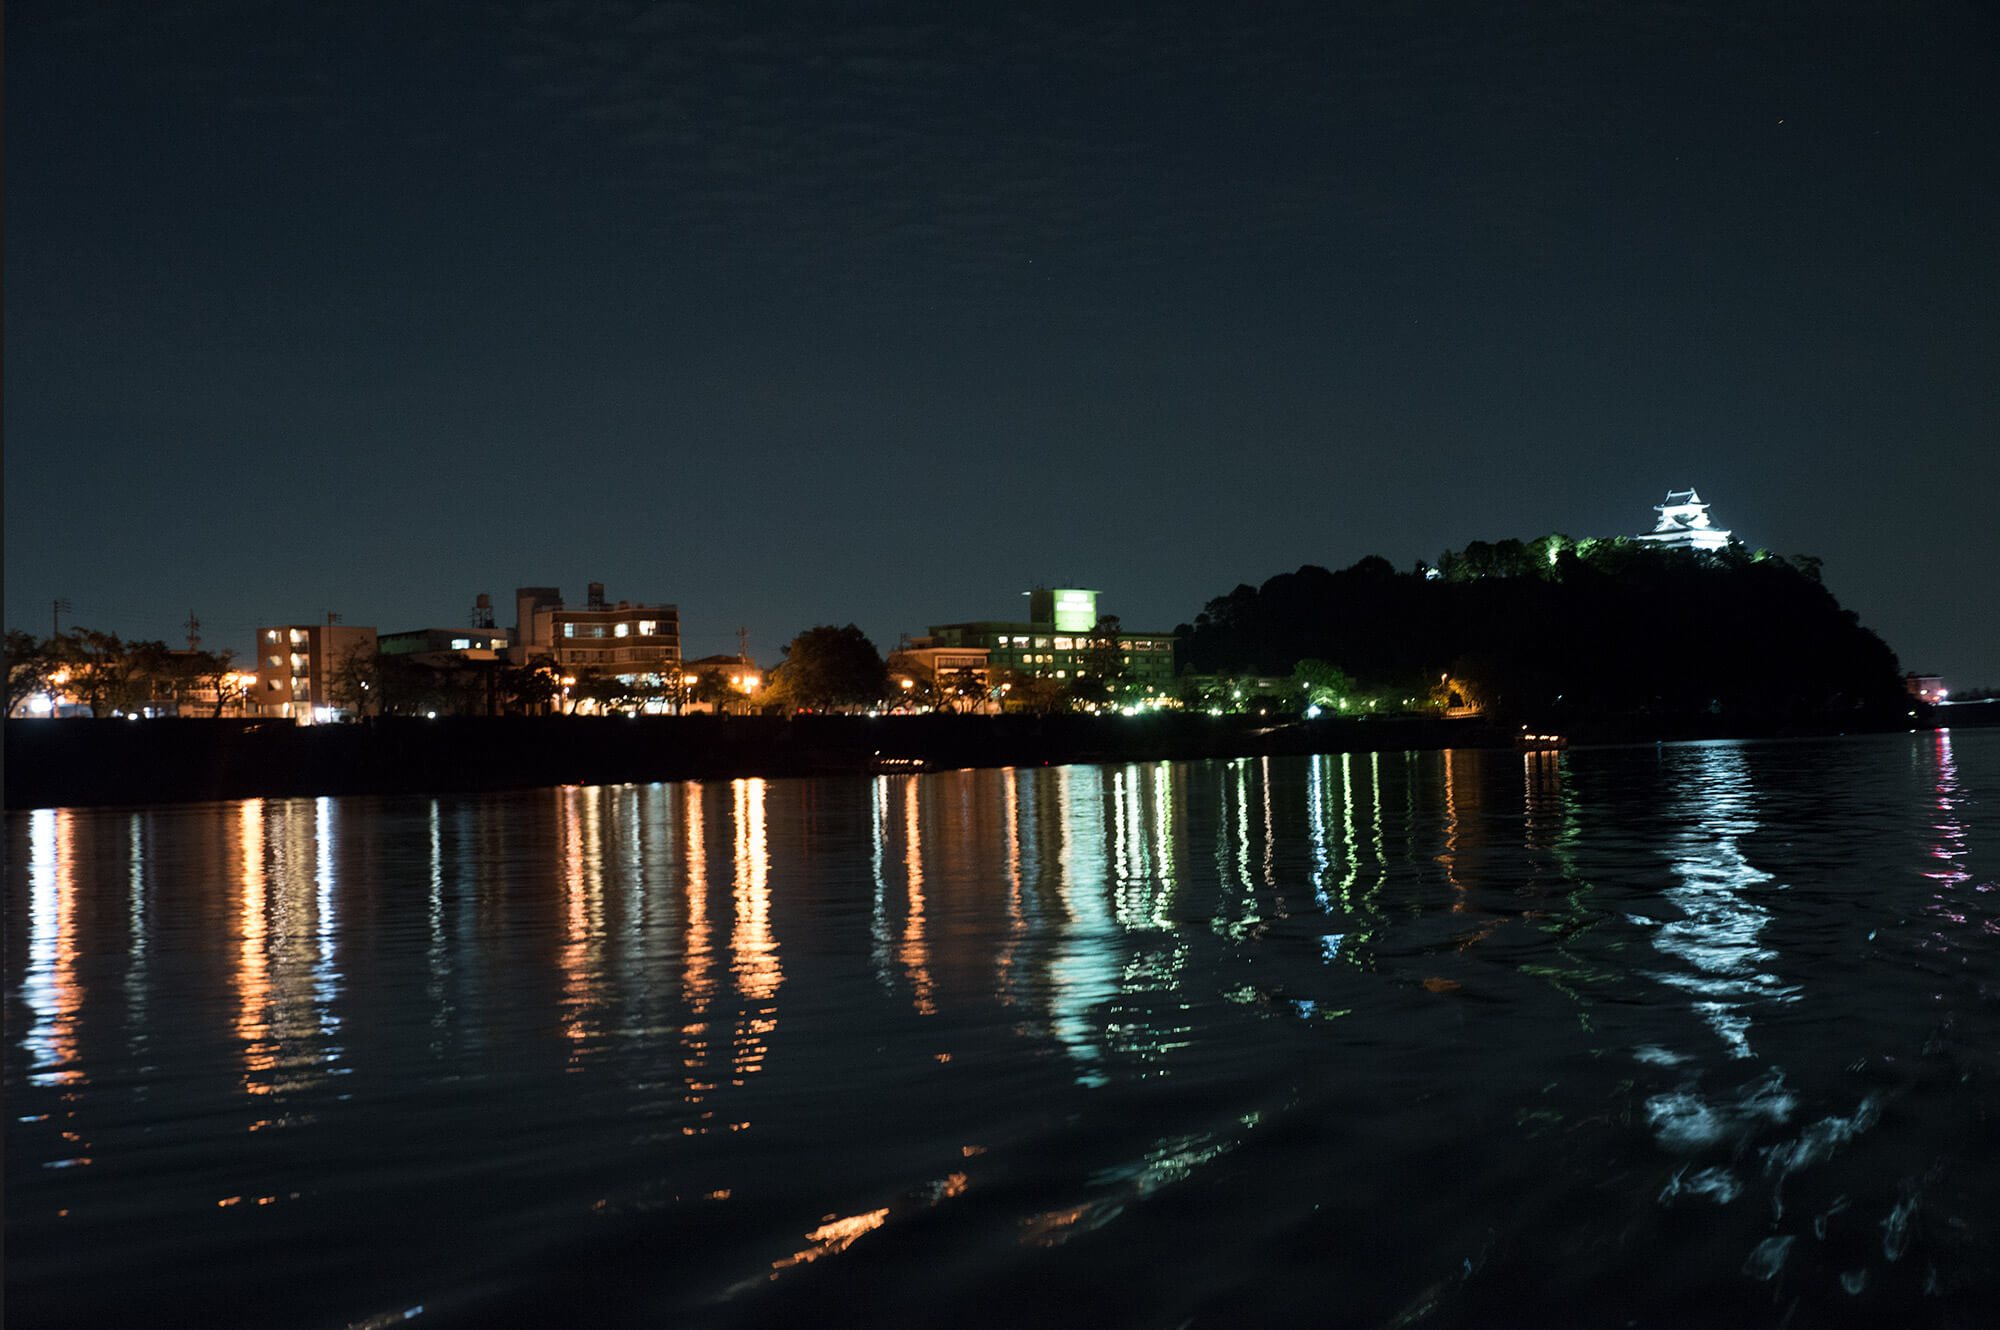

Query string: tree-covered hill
[1176,538,1907,725]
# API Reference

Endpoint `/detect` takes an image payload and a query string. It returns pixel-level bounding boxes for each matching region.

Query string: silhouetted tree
[768,624,887,712]
[6,629,59,715]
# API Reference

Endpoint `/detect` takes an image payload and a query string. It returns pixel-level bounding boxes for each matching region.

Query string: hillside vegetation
[1176,538,1906,726]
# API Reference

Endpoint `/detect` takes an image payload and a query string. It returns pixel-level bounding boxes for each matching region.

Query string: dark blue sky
[9,1,1997,684]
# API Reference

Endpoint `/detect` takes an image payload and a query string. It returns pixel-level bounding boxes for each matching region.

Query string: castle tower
[1635,489,1732,553]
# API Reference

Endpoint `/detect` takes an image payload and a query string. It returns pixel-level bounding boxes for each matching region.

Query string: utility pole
[53,598,72,638]
[185,611,202,652]
[736,626,749,661]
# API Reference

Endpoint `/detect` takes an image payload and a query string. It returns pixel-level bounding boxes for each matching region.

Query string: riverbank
[4,708,1945,809]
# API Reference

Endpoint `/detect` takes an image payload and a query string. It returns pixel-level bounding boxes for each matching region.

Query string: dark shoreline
[7,707,1966,810]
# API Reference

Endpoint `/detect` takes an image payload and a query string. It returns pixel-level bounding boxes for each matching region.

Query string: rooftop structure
[927,587,1177,699]
[887,643,994,713]
[510,583,681,678]
[377,627,512,663]
[1635,489,1732,553]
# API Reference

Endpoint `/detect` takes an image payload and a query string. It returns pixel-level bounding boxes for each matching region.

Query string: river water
[7,732,1996,1328]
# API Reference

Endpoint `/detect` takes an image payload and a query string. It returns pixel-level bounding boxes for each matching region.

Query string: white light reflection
[1210,761,1259,939]
[1261,755,1277,890]
[127,813,149,1034]
[731,778,780,1085]
[1340,753,1361,911]
[311,798,343,1054]
[427,801,446,1037]
[1111,765,1171,929]
[1152,761,1178,924]
[1920,731,1979,947]
[1051,765,1118,1084]
[1308,754,1346,964]
[23,809,85,1089]
[232,798,346,1105]
[869,777,894,994]
[1650,745,1796,1058]
[558,787,607,1060]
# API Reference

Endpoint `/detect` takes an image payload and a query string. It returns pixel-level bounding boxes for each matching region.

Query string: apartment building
[252,623,378,722]
[511,583,681,678]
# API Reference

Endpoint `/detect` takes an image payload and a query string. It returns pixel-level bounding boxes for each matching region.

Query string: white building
[1635,489,1732,553]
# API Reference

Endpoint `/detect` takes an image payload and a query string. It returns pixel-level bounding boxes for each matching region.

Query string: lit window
[1056,670,1066,678]
[289,630,306,646]
[615,623,630,638]
[1054,637,1072,650]
[639,620,656,635]
[563,624,576,638]
[590,626,606,638]
[265,630,279,643]
[451,638,471,649]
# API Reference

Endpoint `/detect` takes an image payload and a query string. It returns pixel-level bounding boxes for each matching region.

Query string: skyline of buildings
[11,490,1971,720]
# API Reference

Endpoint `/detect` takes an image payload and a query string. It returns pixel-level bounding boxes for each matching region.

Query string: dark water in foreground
[7,733,1997,1328]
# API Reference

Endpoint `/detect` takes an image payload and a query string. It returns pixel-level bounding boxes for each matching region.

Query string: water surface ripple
[7,732,1997,1327]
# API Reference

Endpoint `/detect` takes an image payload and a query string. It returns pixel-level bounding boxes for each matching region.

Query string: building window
[615,623,630,638]
[639,620,656,635]
[451,638,471,649]
[563,624,576,638]
[289,630,307,646]
[265,630,279,643]
[590,626,606,638]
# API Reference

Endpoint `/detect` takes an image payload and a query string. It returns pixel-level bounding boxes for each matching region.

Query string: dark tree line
[1176,539,1906,724]
[6,628,253,718]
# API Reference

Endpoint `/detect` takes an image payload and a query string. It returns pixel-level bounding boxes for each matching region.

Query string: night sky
[9,2,1997,685]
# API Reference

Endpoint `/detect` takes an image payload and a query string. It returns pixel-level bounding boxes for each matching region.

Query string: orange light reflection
[234,800,276,1095]
[900,778,936,1014]
[770,1207,890,1272]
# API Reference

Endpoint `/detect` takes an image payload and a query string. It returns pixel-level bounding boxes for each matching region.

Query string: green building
[923,588,1178,700]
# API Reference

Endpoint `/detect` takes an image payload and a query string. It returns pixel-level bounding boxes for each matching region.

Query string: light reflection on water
[7,734,1999,1328]
[1647,743,1796,1060]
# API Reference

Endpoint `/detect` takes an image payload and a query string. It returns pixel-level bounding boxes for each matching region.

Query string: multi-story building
[377,626,514,665]
[510,583,681,679]
[925,588,1177,701]
[252,623,378,722]
[1635,489,1733,553]
[886,643,993,712]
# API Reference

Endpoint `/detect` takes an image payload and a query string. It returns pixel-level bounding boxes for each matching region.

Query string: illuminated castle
[1635,489,1732,553]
